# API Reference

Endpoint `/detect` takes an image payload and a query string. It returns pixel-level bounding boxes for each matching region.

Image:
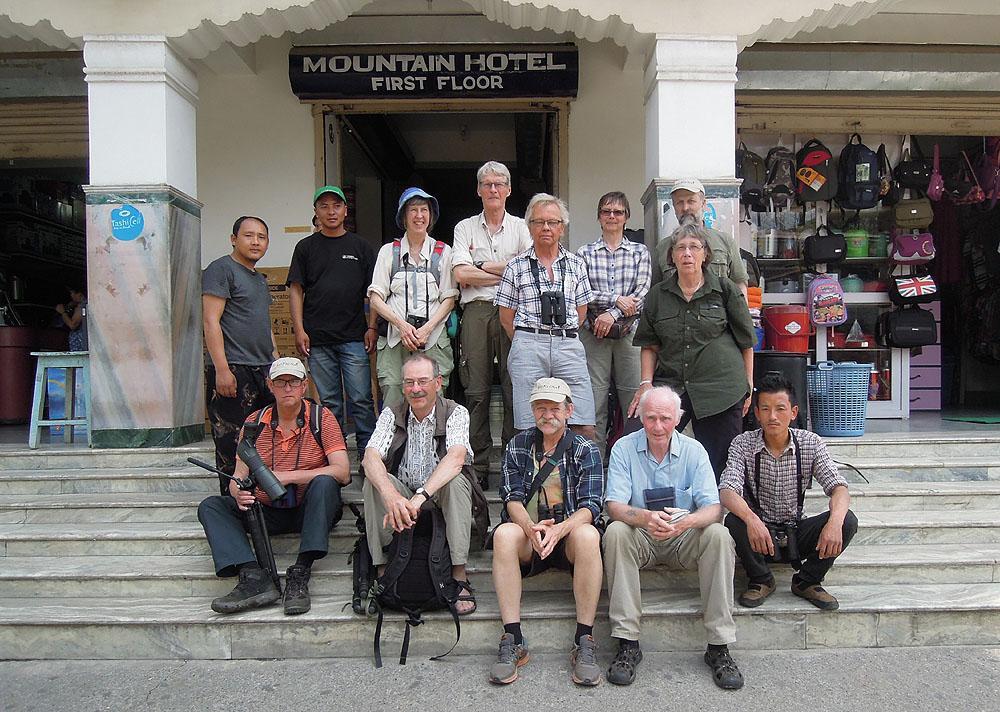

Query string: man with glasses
[361,353,480,615]
[495,194,597,441]
[453,161,532,488]
[198,357,351,616]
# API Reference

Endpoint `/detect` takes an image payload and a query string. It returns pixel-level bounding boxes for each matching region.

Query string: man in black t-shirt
[288,186,378,455]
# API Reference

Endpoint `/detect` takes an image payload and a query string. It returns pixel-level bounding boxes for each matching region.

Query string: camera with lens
[765,521,800,564]
[537,501,565,524]
[540,290,567,326]
[405,314,429,329]
[235,422,289,503]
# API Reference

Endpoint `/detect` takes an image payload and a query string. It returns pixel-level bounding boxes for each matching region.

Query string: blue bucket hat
[396,187,440,230]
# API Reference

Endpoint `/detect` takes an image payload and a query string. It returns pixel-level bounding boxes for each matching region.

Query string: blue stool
[28,351,91,449]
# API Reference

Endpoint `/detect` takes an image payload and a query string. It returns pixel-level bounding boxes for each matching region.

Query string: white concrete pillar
[83,36,204,447]
[641,35,740,246]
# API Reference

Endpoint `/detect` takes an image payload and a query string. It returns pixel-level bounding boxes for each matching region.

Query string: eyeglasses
[402,377,436,389]
[272,378,304,390]
[479,181,509,191]
[672,243,705,254]
[599,208,626,217]
[528,219,564,229]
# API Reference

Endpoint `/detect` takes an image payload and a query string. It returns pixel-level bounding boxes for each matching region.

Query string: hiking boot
[211,567,280,614]
[283,564,311,615]
[570,635,601,686]
[704,646,744,690]
[489,633,529,685]
[607,642,643,686]
[738,579,776,608]
[791,579,839,610]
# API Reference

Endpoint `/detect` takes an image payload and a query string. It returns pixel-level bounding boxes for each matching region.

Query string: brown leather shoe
[791,580,839,610]
[737,580,775,608]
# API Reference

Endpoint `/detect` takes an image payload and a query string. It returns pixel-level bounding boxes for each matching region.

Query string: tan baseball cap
[268,357,307,380]
[670,178,705,195]
[529,377,573,403]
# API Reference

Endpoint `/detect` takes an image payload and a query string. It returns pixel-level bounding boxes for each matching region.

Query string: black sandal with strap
[455,579,477,616]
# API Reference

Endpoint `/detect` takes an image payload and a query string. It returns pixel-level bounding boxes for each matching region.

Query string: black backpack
[372,503,462,667]
[837,133,880,210]
[737,142,766,210]
[346,503,376,616]
[764,146,797,208]
[795,138,838,202]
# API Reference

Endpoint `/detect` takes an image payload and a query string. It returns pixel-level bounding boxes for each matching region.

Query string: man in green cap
[288,186,379,457]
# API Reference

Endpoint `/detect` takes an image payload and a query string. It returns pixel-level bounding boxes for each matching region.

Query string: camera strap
[402,253,431,322]
[529,254,566,299]
[524,429,573,506]
[747,431,803,522]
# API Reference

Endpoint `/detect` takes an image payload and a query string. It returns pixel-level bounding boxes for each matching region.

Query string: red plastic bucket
[763,306,812,353]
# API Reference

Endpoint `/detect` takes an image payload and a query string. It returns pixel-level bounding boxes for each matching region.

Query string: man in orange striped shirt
[198,357,351,615]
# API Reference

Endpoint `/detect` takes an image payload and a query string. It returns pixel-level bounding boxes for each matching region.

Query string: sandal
[455,579,477,616]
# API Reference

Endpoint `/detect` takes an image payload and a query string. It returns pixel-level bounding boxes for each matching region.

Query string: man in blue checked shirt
[489,377,604,687]
[577,191,652,456]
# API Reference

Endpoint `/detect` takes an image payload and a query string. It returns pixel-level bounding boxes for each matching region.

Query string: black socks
[575,622,593,644]
[503,622,523,645]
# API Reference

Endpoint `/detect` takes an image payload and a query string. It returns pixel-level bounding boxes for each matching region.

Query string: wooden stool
[28,351,91,449]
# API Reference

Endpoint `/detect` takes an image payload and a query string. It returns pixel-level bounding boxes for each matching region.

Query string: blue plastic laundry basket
[806,361,871,437]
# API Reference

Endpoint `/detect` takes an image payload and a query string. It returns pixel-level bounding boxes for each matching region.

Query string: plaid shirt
[719,428,848,523]
[577,237,652,321]
[494,246,594,329]
[499,428,604,523]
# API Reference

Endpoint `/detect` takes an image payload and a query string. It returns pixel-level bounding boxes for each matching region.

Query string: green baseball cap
[313,185,347,204]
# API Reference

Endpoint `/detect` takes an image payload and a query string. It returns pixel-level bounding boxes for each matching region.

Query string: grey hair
[476,161,511,186]
[402,352,441,378]
[665,223,713,267]
[638,386,684,421]
[525,193,570,227]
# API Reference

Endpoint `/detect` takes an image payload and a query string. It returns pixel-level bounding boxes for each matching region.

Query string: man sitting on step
[720,372,858,611]
[489,377,605,687]
[603,385,743,690]
[361,352,479,615]
[198,357,351,616]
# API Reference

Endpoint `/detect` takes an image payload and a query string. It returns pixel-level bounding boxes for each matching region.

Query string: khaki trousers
[579,327,641,456]
[376,329,454,408]
[603,520,737,645]
[362,472,472,567]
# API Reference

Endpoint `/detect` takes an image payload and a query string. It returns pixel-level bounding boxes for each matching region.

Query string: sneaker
[211,567,280,614]
[606,642,643,686]
[704,646,744,690]
[283,564,312,615]
[570,635,601,686]
[489,633,529,685]
[791,579,839,610]
[738,579,776,608]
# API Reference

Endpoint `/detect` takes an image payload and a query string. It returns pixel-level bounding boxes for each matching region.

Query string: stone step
[2,542,997,598]
[3,509,1000,558]
[1,582,998,659]
[822,433,1000,461]
[0,442,215,470]
[4,481,1000,525]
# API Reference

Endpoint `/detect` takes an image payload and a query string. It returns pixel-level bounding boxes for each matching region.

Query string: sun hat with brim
[268,357,307,380]
[313,185,347,205]
[529,377,573,404]
[396,187,440,230]
[669,178,706,195]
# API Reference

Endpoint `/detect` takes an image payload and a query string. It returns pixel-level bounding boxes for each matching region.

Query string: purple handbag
[927,144,945,201]
[889,230,936,266]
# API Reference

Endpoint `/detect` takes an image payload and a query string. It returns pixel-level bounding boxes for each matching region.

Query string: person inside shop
[494,193,597,441]
[628,222,755,481]
[288,186,378,460]
[720,373,858,610]
[489,377,604,687]
[603,385,743,690]
[577,191,651,457]
[452,160,532,489]
[360,352,478,614]
[202,217,278,493]
[368,187,458,407]
[651,178,748,299]
[55,284,88,352]
[198,357,350,616]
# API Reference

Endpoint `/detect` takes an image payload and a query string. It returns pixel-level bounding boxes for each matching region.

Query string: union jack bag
[889,274,938,306]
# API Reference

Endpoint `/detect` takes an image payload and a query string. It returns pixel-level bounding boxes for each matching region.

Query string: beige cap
[529,377,573,403]
[268,357,307,380]
[670,178,705,195]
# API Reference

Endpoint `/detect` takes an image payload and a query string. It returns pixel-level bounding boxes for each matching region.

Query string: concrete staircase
[2,433,1000,660]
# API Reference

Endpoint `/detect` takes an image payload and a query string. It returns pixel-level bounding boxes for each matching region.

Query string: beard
[678,212,701,227]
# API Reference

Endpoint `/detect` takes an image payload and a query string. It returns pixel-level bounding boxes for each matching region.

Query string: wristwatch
[474,260,485,270]
[415,486,431,501]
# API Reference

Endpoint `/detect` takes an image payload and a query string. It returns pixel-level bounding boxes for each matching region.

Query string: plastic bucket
[762,306,812,353]
[845,229,869,258]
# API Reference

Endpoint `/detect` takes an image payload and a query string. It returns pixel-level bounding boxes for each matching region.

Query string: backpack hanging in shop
[806,273,848,327]
[763,146,797,208]
[877,144,901,206]
[737,142,767,210]
[837,133,880,211]
[795,138,838,202]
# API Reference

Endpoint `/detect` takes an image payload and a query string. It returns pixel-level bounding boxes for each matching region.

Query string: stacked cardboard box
[257,266,297,358]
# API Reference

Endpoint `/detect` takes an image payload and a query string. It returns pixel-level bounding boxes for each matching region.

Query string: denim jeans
[307,341,376,451]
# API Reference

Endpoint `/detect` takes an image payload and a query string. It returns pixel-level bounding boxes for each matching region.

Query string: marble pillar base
[92,424,203,449]
[641,177,742,248]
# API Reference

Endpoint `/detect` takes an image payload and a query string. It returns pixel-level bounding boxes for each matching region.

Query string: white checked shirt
[577,236,652,321]
[368,404,472,489]
[494,246,594,330]
[452,211,532,305]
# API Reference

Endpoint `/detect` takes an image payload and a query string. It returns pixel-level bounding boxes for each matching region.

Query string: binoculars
[540,290,567,326]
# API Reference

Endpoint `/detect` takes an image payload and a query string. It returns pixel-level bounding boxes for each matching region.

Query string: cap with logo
[529,377,573,404]
[669,178,706,196]
[313,185,347,205]
[269,357,308,380]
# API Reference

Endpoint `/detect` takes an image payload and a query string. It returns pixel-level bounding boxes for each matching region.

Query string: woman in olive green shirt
[628,223,755,481]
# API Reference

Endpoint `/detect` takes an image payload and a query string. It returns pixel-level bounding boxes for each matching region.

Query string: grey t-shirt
[202,255,273,367]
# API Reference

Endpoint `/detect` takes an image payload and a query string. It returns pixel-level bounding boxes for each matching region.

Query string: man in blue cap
[368,187,459,406]
[288,186,378,457]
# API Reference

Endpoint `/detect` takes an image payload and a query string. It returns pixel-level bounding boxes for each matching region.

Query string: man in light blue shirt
[603,386,742,690]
